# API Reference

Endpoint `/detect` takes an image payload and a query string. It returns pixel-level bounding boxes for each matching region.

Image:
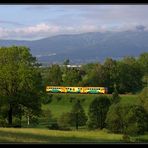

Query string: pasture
[0,128,130,143]
[0,93,147,144]
[0,128,147,143]
[43,93,139,118]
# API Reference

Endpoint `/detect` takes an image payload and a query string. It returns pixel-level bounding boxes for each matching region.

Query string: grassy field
[0,128,128,143]
[43,93,139,118]
[1,94,146,144]
[0,128,147,143]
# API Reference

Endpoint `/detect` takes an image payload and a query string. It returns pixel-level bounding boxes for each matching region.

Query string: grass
[43,93,139,118]
[0,128,147,143]
[0,94,145,143]
[0,128,123,143]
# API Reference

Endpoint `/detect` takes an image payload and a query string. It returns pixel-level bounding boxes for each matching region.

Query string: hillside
[0,31,148,64]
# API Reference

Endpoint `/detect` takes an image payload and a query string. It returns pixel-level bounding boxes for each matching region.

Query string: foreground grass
[0,128,147,143]
[0,128,123,143]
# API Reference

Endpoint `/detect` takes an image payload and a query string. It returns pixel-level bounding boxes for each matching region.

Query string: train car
[46,86,66,93]
[82,87,107,94]
[65,87,83,93]
[46,86,108,94]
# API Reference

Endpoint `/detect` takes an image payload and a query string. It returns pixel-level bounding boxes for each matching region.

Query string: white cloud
[0,23,61,40]
[0,22,148,40]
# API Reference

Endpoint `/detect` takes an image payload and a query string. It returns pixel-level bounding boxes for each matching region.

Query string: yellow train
[46,86,108,94]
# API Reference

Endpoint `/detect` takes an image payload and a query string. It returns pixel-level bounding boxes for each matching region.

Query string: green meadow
[43,94,139,118]
[0,128,133,143]
[0,94,147,143]
[0,128,147,143]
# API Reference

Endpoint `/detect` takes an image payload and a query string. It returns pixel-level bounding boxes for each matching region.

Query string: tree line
[43,53,148,94]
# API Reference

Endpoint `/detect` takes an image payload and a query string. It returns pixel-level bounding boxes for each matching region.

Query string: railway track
[47,92,108,96]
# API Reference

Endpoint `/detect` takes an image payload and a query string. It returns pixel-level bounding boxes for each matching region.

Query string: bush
[105,103,125,133]
[87,96,111,129]
[42,95,52,104]
[106,103,148,135]
[122,134,131,142]
[0,118,8,127]
[48,121,59,130]
[56,95,62,102]
[41,109,53,127]
[57,112,71,130]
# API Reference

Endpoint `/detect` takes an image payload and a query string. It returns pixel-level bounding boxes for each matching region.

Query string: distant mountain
[0,31,148,64]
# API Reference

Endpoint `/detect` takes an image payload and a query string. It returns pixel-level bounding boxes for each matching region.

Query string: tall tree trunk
[8,104,13,126]
[27,115,30,126]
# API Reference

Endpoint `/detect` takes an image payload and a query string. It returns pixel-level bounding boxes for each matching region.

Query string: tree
[106,103,148,135]
[46,64,62,86]
[111,84,121,104]
[0,46,42,126]
[105,103,124,133]
[63,59,70,65]
[138,87,148,113]
[81,63,106,87]
[62,68,82,86]
[103,58,118,93]
[87,96,111,129]
[138,52,148,75]
[138,53,148,88]
[69,100,87,130]
[117,57,143,93]
[124,105,148,135]
[57,112,71,130]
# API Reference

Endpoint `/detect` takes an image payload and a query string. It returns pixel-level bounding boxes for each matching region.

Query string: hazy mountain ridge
[0,31,148,64]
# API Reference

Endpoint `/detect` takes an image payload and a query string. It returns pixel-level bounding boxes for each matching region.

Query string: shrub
[106,103,148,135]
[122,134,131,142]
[48,121,59,130]
[87,96,111,129]
[57,112,71,129]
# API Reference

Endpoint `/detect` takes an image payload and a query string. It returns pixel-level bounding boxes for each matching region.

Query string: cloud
[0,22,148,40]
[0,23,61,40]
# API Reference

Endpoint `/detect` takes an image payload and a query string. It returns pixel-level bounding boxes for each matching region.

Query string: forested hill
[0,30,148,64]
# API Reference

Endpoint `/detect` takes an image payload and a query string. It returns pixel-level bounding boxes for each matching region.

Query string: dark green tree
[117,57,143,93]
[106,103,148,135]
[81,63,106,87]
[105,103,128,133]
[111,84,121,104]
[62,68,82,86]
[138,52,148,75]
[138,87,148,114]
[0,46,42,126]
[63,59,70,65]
[103,58,118,93]
[57,112,71,130]
[69,100,87,130]
[124,105,148,135]
[47,64,62,86]
[87,96,111,129]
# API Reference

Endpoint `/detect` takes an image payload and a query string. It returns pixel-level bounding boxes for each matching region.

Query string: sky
[0,5,148,40]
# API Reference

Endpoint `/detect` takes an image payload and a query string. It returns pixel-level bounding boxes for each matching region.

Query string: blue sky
[0,5,148,40]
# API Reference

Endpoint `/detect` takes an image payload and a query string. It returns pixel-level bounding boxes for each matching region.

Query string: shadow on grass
[0,130,122,144]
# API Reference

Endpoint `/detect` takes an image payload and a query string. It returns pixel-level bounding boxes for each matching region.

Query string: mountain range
[0,31,148,65]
